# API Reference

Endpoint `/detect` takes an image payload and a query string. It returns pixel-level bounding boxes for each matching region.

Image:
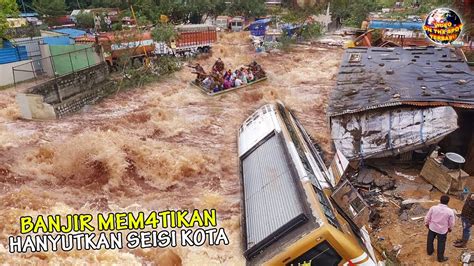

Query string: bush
[300,23,322,41]
[278,35,295,51]
[111,23,122,31]
[119,56,182,89]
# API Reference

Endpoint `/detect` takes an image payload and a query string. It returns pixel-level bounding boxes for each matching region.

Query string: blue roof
[252,18,272,25]
[53,28,87,38]
[249,18,272,32]
[43,36,74,45]
[369,20,423,30]
[281,23,300,31]
[20,13,39,17]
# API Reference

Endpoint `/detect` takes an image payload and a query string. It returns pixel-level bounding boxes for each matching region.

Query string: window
[286,241,342,266]
[313,185,340,229]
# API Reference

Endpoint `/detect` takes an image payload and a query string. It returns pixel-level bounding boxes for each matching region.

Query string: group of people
[424,193,474,262]
[190,58,266,93]
[94,14,112,33]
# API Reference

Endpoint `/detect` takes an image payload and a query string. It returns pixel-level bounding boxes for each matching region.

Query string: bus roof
[239,104,322,262]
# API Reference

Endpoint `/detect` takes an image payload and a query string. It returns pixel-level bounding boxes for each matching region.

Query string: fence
[12,45,104,85]
[11,37,45,73]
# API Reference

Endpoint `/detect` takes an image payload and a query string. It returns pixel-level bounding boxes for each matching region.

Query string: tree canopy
[0,0,19,38]
[32,0,67,16]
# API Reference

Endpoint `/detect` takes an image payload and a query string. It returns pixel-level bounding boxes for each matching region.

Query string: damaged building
[328,47,474,176]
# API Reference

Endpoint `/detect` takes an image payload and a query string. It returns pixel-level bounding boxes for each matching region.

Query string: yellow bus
[238,102,376,266]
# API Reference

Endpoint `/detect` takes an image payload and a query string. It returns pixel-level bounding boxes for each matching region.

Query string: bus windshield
[286,240,342,266]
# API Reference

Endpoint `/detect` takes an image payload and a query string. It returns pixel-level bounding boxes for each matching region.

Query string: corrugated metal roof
[242,132,308,258]
[0,46,28,64]
[328,47,474,117]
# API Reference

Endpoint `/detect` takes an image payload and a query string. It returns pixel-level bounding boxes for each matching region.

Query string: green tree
[332,0,379,27]
[134,0,158,23]
[151,23,177,43]
[75,12,94,28]
[0,0,19,39]
[227,0,266,17]
[33,0,67,16]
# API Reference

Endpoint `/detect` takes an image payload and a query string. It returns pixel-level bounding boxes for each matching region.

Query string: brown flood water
[0,32,342,264]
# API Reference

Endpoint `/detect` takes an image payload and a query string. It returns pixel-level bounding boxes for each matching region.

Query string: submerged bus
[238,102,376,266]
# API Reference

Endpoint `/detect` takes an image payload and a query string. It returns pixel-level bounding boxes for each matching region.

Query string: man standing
[454,193,474,248]
[425,195,455,262]
[94,14,102,33]
[104,14,112,31]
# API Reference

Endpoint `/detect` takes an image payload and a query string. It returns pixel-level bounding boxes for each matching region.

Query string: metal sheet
[242,133,307,256]
[0,46,28,64]
[328,47,474,117]
[331,106,459,160]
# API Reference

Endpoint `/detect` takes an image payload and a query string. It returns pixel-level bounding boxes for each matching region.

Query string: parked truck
[75,31,154,66]
[75,24,217,66]
[215,16,231,31]
[230,16,245,32]
[168,24,217,55]
[238,102,377,265]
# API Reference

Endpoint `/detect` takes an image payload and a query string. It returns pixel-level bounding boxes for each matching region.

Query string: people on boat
[248,61,266,80]
[212,58,225,74]
[202,76,213,89]
[234,78,243,87]
[190,60,265,93]
[188,63,207,83]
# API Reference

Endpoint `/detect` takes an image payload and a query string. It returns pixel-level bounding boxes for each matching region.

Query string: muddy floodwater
[0,32,342,264]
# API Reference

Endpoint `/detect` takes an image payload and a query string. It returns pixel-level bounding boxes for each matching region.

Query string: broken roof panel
[328,47,474,117]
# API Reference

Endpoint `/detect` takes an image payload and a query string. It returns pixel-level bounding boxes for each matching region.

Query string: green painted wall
[49,45,98,76]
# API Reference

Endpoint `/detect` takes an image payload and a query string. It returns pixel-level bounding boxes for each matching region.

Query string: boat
[190,76,267,96]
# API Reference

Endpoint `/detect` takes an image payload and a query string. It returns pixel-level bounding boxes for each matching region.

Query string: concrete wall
[17,62,113,119]
[0,59,35,87]
[40,44,54,77]
[16,93,56,120]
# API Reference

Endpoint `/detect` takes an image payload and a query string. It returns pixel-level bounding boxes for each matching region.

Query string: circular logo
[423,8,463,45]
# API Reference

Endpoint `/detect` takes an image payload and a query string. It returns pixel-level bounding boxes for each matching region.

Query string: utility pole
[21,0,26,13]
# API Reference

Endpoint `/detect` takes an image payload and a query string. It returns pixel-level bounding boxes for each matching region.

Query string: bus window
[286,241,342,266]
[332,179,370,227]
[312,184,340,229]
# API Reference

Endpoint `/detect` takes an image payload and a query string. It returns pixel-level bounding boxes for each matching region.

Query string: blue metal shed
[281,23,301,36]
[0,46,29,64]
[249,18,272,37]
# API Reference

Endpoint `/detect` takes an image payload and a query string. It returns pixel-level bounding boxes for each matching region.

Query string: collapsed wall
[16,62,115,119]
[330,106,459,160]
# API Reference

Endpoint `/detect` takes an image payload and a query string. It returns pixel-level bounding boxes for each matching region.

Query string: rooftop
[328,47,474,117]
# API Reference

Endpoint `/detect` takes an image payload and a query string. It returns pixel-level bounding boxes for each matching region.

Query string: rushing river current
[0,32,342,264]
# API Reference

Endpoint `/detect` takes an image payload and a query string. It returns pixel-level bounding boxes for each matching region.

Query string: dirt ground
[364,162,474,266]
[0,31,470,265]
